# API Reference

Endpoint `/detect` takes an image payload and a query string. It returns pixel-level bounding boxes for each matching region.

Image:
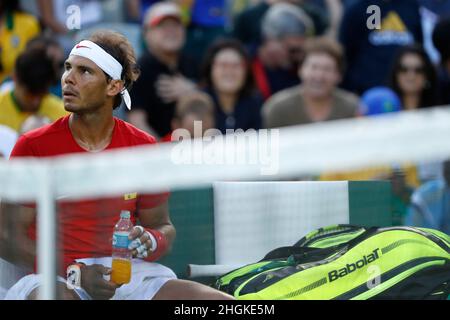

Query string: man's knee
[27,283,80,300]
[27,288,39,300]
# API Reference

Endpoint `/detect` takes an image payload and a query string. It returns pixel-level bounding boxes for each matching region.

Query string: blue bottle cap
[120,210,131,219]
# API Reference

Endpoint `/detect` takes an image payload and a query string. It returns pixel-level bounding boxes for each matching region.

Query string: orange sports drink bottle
[111,210,133,284]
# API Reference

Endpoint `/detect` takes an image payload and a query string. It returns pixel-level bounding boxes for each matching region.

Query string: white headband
[69,40,131,110]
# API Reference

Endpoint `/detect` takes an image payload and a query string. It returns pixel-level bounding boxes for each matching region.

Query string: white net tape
[1,106,449,201]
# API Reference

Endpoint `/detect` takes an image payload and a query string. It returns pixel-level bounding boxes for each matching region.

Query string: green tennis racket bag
[214,225,450,300]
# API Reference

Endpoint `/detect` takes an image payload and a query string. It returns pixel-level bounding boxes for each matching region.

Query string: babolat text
[328,248,380,282]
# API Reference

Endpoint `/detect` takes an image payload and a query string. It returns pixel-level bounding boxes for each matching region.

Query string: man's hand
[155,74,196,104]
[128,226,153,259]
[80,264,120,300]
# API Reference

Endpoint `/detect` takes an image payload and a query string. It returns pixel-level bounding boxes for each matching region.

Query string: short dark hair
[26,35,64,84]
[88,30,141,109]
[15,47,55,94]
[26,35,61,51]
[201,38,255,98]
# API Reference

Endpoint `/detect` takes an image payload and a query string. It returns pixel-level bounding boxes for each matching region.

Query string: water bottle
[111,210,133,284]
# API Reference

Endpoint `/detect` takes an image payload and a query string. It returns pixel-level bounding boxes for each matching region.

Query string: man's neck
[151,48,179,70]
[69,111,115,152]
[301,88,334,122]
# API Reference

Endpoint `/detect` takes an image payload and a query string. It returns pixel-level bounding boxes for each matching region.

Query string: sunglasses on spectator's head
[398,65,425,74]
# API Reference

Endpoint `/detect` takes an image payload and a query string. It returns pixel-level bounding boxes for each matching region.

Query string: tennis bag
[214,225,450,300]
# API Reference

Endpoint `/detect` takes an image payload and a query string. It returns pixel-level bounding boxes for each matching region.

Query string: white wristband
[66,264,82,290]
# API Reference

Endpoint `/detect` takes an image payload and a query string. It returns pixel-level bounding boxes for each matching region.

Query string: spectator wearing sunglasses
[388,44,440,110]
[388,44,441,184]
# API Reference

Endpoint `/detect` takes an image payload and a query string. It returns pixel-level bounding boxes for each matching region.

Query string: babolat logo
[328,248,380,282]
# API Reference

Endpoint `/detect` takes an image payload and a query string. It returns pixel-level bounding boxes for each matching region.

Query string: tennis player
[4,30,232,300]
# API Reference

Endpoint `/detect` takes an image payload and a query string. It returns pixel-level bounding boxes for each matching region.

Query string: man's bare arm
[129,201,176,259]
[0,202,36,270]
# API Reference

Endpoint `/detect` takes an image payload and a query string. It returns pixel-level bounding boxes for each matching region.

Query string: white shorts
[4,257,177,300]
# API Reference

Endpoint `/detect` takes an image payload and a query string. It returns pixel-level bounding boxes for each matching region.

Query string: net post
[36,166,57,300]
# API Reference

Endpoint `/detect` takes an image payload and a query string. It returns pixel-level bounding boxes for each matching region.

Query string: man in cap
[128,2,198,139]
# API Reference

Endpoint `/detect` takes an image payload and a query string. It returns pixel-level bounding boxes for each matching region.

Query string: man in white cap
[3,30,232,300]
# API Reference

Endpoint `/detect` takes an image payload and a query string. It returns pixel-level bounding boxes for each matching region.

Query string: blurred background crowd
[0,0,449,231]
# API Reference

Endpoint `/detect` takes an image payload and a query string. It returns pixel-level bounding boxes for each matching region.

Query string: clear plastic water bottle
[111,210,133,284]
